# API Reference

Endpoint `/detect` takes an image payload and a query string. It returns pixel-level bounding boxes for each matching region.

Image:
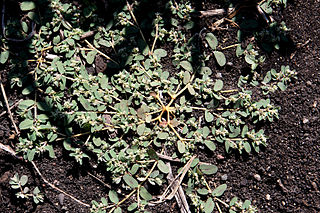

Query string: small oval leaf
[139,186,153,201]
[20,175,28,186]
[157,160,169,174]
[177,140,185,153]
[205,111,214,122]
[214,79,223,92]
[212,184,227,197]
[0,51,9,64]
[123,174,139,188]
[205,33,218,50]
[204,140,216,152]
[204,197,215,213]
[183,71,191,85]
[20,1,36,11]
[199,164,218,175]
[214,51,226,66]
[180,61,193,72]
[108,190,119,204]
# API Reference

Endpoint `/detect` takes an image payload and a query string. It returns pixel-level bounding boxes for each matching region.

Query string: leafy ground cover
[0,0,319,212]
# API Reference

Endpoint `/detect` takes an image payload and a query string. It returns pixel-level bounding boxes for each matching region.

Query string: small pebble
[226,62,233,67]
[216,154,224,160]
[215,72,222,78]
[221,174,228,181]
[266,194,271,200]
[58,193,65,206]
[311,182,318,191]
[254,174,261,181]
[302,117,309,124]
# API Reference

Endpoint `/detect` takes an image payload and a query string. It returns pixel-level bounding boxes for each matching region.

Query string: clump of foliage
[1,0,296,212]
[9,173,44,204]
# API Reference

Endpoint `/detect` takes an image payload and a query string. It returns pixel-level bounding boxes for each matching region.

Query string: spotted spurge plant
[1,0,296,212]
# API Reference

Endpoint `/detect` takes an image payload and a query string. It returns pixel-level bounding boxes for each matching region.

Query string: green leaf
[244,142,251,153]
[204,140,216,152]
[108,190,119,204]
[19,119,33,130]
[245,55,256,65]
[20,175,28,186]
[139,186,153,201]
[197,188,208,195]
[157,160,169,174]
[33,186,40,194]
[22,85,34,95]
[56,61,64,74]
[204,197,215,213]
[199,164,218,175]
[123,174,139,188]
[212,184,227,197]
[137,124,145,136]
[236,45,243,57]
[53,35,60,45]
[21,21,28,33]
[45,145,56,158]
[229,197,238,206]
[241,125,248,137]
[154,49,167,59]
[205,111,214,122]
[242,200,251,209]
[27,149,36,161]
[205,33,218,50]
[0,51,9,64]
[19,100,35,109]
[86,50,97,64]
[114,207,122,213]
[79,95,92,110]
[177,140,185,153]
[202,126,210,138]
[214,51,226,66]
[277,82,287,91]
[128,202,138,211]
[190,158,199,167]
[183,71,191,85]
[263,71,271,84]
[180,61,193,72]
[158,132,169,140]
[214,79,223,92]
[187,84,196,95]
[100,197,108,205]
[20,1,36,11]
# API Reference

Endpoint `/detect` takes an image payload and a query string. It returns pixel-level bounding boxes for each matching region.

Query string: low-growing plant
[2,0,296,212]
[9,173,44,204]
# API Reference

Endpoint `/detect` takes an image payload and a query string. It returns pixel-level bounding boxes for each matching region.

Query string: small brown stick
[198,8,234,17]
[80,31,95,40]
[157,153,181,162]
[256,5,270,23]
[166,162,191,213]
[0,76,20,135]
[0,99,22,117]
[87,171,111,189]
[156,156,196,202]
[0,142,22,159]
[84,39,119,65]
[31,161,91,207]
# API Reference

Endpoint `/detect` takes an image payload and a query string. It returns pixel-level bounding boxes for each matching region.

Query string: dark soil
[1,0,319,212]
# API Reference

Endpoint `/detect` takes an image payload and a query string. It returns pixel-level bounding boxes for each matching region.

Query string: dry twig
[0,76,20,135]
[166,162,191,213]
